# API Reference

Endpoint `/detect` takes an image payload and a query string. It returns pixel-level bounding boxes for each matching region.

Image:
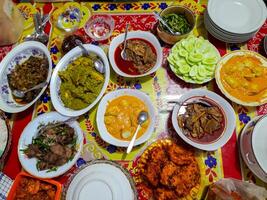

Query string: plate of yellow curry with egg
[50,44,110,117]
[215,50,267,106]
[96,89,156,147]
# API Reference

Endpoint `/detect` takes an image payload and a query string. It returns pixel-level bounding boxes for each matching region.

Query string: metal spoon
[121,23,129,60]
[12,82,47,99]
[126,111,149,154]
[153,11,181,35]
[75,40,105,74]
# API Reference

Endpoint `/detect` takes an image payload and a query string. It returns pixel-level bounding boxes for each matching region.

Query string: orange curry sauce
[220,55,267,103]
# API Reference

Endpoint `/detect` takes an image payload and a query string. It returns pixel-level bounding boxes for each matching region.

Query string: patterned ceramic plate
[0,111,11,164]
[136,139,201,200]
[63,160,138,200]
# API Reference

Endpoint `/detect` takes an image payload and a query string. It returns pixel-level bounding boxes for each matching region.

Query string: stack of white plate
[204,0,267,43]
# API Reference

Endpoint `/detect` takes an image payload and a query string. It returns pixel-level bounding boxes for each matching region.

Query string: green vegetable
[160,13,191,34]
[167,35,220,84]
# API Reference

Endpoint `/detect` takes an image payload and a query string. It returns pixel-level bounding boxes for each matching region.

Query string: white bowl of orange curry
[108,31,163,78]
[96,89,156,147]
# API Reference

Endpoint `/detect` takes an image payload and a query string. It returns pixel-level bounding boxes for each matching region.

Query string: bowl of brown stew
[0,41,52,113]
[108,31,163,78]
[171,89,236,151]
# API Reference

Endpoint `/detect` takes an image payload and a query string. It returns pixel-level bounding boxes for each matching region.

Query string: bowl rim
[0,41,52,113]
[108,31,163,78]
[50,44,110,117]
[96,89,156,147]
[157,5,196,36]
[215,50,267,106]
[171,89,236,151]
[17,111,84,178]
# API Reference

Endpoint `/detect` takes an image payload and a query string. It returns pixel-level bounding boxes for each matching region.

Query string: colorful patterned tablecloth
[1,0,267,199]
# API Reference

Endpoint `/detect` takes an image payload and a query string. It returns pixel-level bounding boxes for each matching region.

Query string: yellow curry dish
[104,95,150,141]
[59,56,104,110]
[216,51,267,106]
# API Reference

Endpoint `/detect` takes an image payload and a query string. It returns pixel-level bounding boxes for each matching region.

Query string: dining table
[1,0,267,199]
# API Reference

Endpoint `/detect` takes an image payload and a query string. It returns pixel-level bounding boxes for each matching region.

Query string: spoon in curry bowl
[12,82,48,99]
[127,111,149,154]
[75,39,105,74]
[121,23,129,60]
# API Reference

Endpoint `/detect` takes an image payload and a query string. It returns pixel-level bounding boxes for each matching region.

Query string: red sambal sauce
[114,38,157,75]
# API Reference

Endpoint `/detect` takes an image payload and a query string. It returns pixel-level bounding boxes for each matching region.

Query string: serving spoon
[121,23,129,60]
[12,82,47,99]
[153,11,181,35]
[75,40,105,74]
[126,111,148,154]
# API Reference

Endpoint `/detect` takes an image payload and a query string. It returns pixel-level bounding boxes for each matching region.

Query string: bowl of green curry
[50,44,110,117]
[156,6,196,45]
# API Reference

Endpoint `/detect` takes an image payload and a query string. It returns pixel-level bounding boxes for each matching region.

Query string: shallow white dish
[50,44,110,117]
[252,115,267,173]
[108,31,163,78]
[171,89,236,151]
[0,41,52,113]
[66,160,137,200]
[18,112,84,178]
[96,89,156,147]
[208,0,266,34]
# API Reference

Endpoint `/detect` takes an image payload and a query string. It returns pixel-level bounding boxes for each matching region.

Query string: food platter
[172,89,236,151]
[64,160,137,200]
[215,50,267,106]
[18,112,84,178]
[50,44,110,117]
[0,41,52,113]
[0,111,11,165]
[137,139,202,200]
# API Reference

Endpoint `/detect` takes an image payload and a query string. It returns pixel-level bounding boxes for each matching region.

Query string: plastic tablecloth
[1,0,267,199]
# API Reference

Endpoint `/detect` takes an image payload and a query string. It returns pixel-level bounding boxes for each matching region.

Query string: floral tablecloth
[1,0,267,199]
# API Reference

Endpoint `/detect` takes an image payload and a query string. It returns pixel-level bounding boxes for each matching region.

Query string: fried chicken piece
[150,146,168,164]
[144,162,161,187]
[155,188,177,200]
[167,144,194,165]
[160,162,178,186]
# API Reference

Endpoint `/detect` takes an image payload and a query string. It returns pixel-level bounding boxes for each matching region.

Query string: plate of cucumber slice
[167,35,220,84]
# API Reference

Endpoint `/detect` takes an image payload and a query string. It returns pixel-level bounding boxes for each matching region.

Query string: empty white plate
[66,160,137,200]
[252,116,267,173]
[208,0,266,34]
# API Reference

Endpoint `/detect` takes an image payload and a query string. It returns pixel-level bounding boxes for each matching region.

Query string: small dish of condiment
[84,15,115,41]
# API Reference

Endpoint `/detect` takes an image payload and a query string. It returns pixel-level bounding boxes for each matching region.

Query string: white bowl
[207,0,266,34]
[171,89,236,151]
[0,41,52,113]
[18,112,84,178]
[96,89,156,147]
[50,44,110,117]
[108,31,163,78]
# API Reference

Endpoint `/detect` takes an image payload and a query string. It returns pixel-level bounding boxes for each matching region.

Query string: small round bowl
[108,31,163,78]
[50,44,110,117]
[18,112,84,179]
[171,89,236,151]
[96,89,156,147]
[84,15,115,41]
[0,41,52,113]
[156,6,196,45]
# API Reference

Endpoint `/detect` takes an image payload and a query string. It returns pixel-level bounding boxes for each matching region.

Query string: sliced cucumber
[188,52,203,63]
[179,63,191,74]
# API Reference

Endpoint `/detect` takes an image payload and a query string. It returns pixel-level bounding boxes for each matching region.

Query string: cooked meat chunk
[160,162,177,186]
[144,162,161,187]
[167,144,193,165]
[155,188,177,200]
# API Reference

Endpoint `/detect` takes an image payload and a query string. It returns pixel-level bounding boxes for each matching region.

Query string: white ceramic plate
[108,31,163,78]
[96,89,156,147]
[172,89,236,151]
[66,160,137,200]
[252,115,267,173]
[215,50,267,106]
[50,44,110,117]
[208,0,266,34]
[0,113,10,162]
[0,41,52,113]
[239,115,267,183]
[18,112,84,178]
